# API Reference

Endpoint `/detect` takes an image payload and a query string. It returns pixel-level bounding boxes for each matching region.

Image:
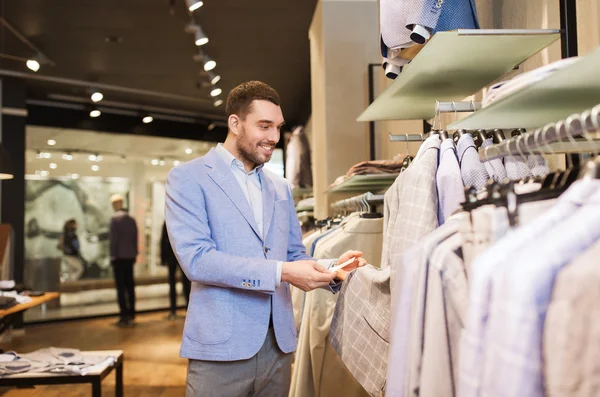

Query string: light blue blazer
[165,148,314,361]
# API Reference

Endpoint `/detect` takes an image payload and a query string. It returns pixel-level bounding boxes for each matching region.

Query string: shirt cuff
[276,261,283,288]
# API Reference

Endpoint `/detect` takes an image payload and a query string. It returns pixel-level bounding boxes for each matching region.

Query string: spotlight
[210,87,222,97]
[62,153,73,161]
[185,148,193,155]
[208,72,221,85]
[173,160,181,166]
[195,28,209,46]
[142,116,154,124]
[91,165,100,172]
[26,59,40,72]
[49,163,57,169]
[208,122,216,131]
[71,173,80,179]
[47,139,56,146]
[186,0,203,11]
[40,170,49,177]
[203,55,216,71]
[151,159,159,166]
[88,154,97,161]
[39,152,51,159]
[90,109,101,118]
[159,158,166,166]
[214,99,223,107]
[91,92,104,102]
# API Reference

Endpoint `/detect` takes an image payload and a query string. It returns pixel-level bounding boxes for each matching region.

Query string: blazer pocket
[362,309,390,343]
[184,286,233,345]
[275,199,290,233]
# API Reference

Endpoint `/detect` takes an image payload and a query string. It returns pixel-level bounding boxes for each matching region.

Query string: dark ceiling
[0,0,317,127]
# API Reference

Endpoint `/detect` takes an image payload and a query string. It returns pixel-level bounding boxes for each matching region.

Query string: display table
[0,292,60,335]
[0,350,124,397]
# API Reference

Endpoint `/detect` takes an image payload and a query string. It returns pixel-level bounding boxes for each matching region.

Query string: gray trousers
[186,328,292,397]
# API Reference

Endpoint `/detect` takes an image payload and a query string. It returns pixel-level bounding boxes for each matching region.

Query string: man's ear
[228,114,241,136]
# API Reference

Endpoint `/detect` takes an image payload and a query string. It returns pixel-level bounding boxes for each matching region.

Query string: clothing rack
[389,101,481,141]
[330,192,384,216]
[479,104,600,161]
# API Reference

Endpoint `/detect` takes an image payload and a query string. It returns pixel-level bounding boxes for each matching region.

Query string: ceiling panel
[0,0,317,126]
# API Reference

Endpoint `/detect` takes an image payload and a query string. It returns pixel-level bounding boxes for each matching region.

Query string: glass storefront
[22,125,284,322]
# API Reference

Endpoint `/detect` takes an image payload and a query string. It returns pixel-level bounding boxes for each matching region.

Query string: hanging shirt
[481,138,508,181]
[436,138,466,224]
[456,134,489,191]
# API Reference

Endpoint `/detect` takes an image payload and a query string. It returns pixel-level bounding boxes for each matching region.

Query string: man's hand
[331,250,367,281]
[281,260,337,292]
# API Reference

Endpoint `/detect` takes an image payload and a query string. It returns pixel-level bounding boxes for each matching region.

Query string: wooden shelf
[450,46,600,130]
[358,29,560,122]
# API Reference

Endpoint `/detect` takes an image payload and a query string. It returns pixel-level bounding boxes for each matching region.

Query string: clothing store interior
[0,0,597,396]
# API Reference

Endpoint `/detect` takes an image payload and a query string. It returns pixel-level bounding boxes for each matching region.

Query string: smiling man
[165,81,367,397]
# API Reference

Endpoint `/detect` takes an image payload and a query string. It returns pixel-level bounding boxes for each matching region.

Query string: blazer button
[264,247,268,254]
[242,282,247,287]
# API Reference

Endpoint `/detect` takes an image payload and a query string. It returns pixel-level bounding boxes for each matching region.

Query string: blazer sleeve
[165,165,279,293]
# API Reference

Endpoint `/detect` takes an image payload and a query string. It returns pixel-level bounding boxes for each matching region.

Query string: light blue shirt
[215,143,284,286]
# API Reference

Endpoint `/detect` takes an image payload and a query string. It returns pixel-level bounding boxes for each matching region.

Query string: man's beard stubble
[236,125,268,167]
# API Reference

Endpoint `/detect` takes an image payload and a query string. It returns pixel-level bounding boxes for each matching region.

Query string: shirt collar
[215,143,264,175]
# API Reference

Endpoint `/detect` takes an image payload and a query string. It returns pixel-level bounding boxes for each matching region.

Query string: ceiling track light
[142,115,154,124]
[90,109,101,118]
[208,71,221,85]
[186,0,203,12]
[91,91,104,102]
[195,28,209,46]
[214,99,223,107]
[203,54,216,71]
[210,87,222,97]
[26,59,40,72]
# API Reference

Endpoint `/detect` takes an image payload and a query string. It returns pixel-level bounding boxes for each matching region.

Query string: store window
[23,126,284,322]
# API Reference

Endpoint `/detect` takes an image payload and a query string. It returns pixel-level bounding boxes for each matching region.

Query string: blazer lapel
[205,149,263,241]
[260,171,276,239]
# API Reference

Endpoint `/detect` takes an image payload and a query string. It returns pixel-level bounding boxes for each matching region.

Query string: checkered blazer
[331,136,440,396]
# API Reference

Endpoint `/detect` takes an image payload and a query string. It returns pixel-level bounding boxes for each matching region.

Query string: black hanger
[474,129,487,148]
[492,129,506,144]
[511,128,525,138]
[440,130,449,140]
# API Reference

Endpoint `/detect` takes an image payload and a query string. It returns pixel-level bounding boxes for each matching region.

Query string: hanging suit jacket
[290,214,383,397]
[331,135,440,396]
[165,148,333,361]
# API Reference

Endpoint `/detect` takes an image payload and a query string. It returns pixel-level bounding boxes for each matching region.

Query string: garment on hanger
[437,138,466,224]
[480,138,508,181]
[286,126,313,189]
[527,154,551,178]
[456,134,490,191]
[386,217,460,397]
[290,214,383,397]
[504,154,534,180]
[407,0,479,41]
[478,190,600,397]
[458,179,600,397]
[331,135,440,396]
[543,239,600,397]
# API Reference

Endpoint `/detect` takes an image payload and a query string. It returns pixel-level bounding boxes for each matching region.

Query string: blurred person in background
[161,221,191,320]
[57,219,85,281]
[109,194,138,327]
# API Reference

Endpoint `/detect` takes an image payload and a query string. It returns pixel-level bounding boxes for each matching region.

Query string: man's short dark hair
[226,81,281,120]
